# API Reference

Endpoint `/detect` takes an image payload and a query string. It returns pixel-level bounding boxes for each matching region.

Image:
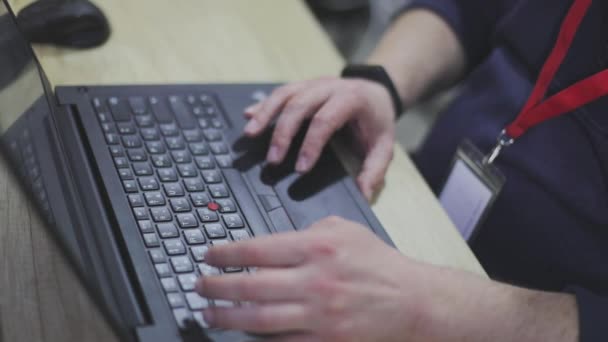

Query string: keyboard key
[146,141,166,154]
[191,246,209,262]
[160,123,179,137]
[186,95,197,104]
[129,96,148,115]
[167,293,185,308]
[177,274,197,291]
[211,118,223,129]
[199,94,213,104]
[164,239,187,255]
[132,162,153,176]
[194,156,214,169]
[122,135,142,148]
[189,142,209,156]
[171,256,194,273]
[198,263,221,277]
[135,114,154,127]
[102,122,117,134]
[155,263,171,277]
[210,239,229,246]
[209,184,229,198]
[117,122,136,135]
[150,96,174,123]
[109,145,124,157]
[215,155,232,168]
[108,97,131,122]
[138,177,160,191]
[158,168,178,182]
[197,208,218,222]
[203,129,222,142]
[223,266,244,273]
[176,213,198,228]
[216,199,237,213]
[128,194,144,207]
[185,292,209,310]
[133,207,149,220]
[145,192,165,206]
[127,149,147,162]
[198,118,210,128]
[223,214,244,228]
[214,299,236,307]
[114,157,129,168]
[123,180,138,193]
[202,170,222,184]
[164,183,185,197]
[140,127,160,141]
[171,151,192,164]
[184,229,206,245]
[184,178,205,192]
[177,164,197,178]
[151,154,172,168]
[204,223,226,239]
[191,193,211,207]
[106,133,120,145]
[157,223,179,238]
[138,220,154,233]
[144,233,160,248]
[169,95,197,129]
[149,249,166,264]
[166,137,186,150]
[150,207,172,222]
[183,129,203,142]
[173,308,192,329]
[169,198,191,212]
[230,229,251,241]
[210,142,229,155]
[161,277,178,292]
[119,168,134,180]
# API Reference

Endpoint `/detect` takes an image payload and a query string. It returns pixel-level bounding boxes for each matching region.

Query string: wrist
[341,64,404,118]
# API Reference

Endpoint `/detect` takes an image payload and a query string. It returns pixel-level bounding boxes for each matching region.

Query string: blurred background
[305,0,455,153]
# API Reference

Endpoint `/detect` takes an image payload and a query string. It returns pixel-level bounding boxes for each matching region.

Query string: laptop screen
[0,0,100,293]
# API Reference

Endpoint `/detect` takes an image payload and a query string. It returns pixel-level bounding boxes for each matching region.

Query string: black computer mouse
[17,0,110,48]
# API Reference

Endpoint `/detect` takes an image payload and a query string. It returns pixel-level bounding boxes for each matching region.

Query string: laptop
[0,1,394,341]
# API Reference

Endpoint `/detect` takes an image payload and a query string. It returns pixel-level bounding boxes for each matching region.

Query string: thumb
[357,136,394,200]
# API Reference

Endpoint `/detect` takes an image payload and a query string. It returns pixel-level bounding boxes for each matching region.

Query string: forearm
[415,266,579,341]
[367,9,466,108]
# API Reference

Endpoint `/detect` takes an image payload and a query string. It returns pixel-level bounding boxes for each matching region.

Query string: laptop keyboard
[92,93,253,329]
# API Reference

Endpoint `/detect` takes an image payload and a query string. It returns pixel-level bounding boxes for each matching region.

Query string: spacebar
[222,169,271,238]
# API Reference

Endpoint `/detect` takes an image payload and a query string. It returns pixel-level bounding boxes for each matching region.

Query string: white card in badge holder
[439,140,505,242]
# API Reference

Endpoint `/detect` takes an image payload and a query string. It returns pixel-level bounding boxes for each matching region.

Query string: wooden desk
[2,1,485,341]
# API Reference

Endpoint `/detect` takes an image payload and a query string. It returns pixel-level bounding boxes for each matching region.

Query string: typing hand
[243,78,396,200]
[194,216,424,341]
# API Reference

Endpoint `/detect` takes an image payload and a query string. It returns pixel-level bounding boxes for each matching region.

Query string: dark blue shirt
[402,1,608,340]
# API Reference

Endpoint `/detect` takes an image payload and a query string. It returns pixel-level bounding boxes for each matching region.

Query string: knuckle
[307,237,338,259]
[271,130,291,149]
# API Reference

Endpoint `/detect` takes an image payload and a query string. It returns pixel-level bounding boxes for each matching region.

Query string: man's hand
[243,78,396,200]
[195,217,579,342]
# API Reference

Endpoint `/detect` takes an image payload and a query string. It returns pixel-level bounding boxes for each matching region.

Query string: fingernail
[295,155,309,173]
[244,119,260,134]
[267,145,280,163]
[202,309,214,327]
[244,103,258,114]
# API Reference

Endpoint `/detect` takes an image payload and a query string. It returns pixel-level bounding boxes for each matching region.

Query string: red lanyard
[486,0,605,163]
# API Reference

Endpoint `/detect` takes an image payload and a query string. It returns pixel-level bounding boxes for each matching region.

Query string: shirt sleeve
[393,0,508,70]
[566,286,608,341]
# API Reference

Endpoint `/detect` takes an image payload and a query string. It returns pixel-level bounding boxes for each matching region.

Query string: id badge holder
[439,140,506,242]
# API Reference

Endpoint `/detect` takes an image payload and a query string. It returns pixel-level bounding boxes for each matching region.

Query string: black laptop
[0,1,393,341]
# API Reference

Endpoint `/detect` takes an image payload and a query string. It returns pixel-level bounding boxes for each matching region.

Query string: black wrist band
[341,64,404,118]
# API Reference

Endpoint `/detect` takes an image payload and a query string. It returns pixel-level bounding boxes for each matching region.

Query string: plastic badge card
[439,140,505,242]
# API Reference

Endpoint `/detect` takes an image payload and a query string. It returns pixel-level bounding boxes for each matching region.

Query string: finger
[244,82,307,136]
[261,333,320,342]
[244,101,263,118]
[357,136,394,200]
[295,95,358,173]
[267,86,332,164]
[204,233,309,268]
[203,303,310,333]
[196,269,306,302]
